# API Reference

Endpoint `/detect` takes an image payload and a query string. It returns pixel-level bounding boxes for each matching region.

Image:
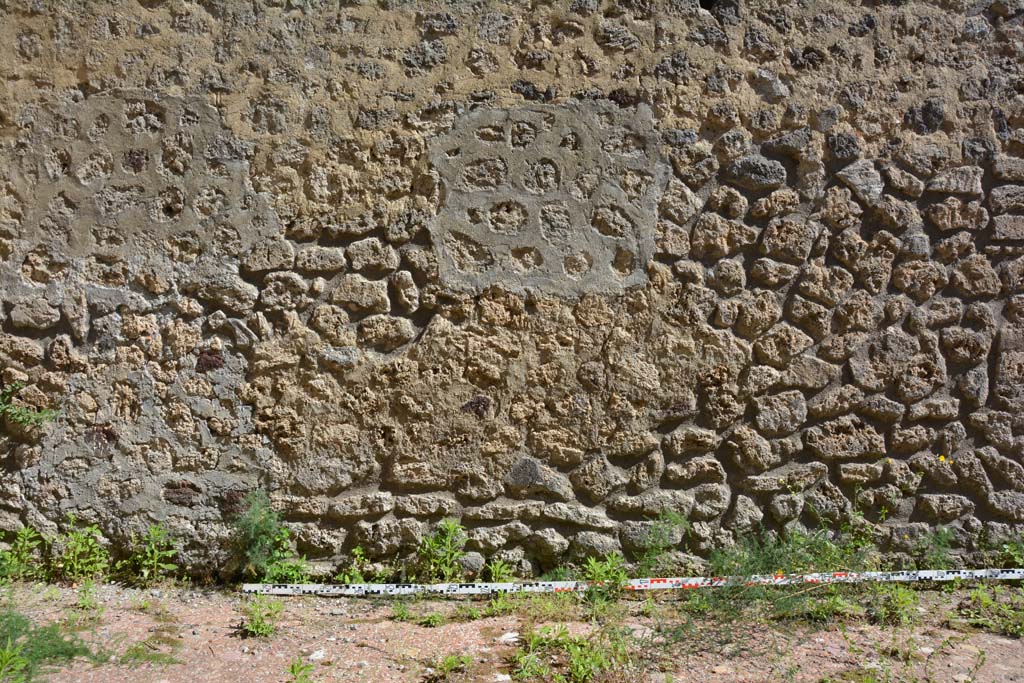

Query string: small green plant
[75,581,100,613]
[426,652,472,681]
[116,524,178,587]
[913,527,954,570]
[121,641,181,667]
[485,558,515,583]
[453,603,483,621]
[418,612,445,628]
[484,592,516,617]
[0,638,27,683]
[55,515,110,584]
[239,595,283,638]
[390,601,412,623]
[231,491,309,583]
[416,518,467,582]
[637,510,690,576]
[580,554,628,617]
[998,539,1024,568]
[868,584,919,626]
[263,556,311,584]
[0,610,104,681]
[121,622,182,667]
[0,529,46,582]
[540,566,574,581]
[333,546,367,584]
[511,624,627,683]
[0,383,57,428]
[520,592,577,622]
[958,585,1024,638]
[285,656,318,683]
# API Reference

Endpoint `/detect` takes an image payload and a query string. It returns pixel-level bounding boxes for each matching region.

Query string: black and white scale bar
[242,568,1024,598]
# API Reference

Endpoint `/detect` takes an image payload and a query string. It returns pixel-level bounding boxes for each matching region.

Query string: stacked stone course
[0,0,1023,575]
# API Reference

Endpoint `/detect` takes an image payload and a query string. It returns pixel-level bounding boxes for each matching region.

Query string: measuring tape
[243,568,1024,597]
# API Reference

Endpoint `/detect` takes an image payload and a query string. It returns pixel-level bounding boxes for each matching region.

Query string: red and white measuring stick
[243,568,1024,598]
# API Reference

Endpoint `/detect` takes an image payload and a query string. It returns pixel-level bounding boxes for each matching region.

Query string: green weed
[452,603,483,621]
[998,540,1024,568]
[485,558,515,583]
[231,491,309,583]
[636,510,690,577]
[116,524,179,587]
[74,581,100,613]
[511,623,628,683]
[0,638,28,683]
[867,584,918,626]
[285,656,319,683]
[416,519,467,582]
[425,653,472,681]
[540,567,574,581]
[55,516,109,584]
[700,523,879,622]
[0,529,46,583]
[418,612,445,628]
[0,383,57,428]
[333,546,368,584]
[520,592,577,622]
[121,626,182,667]
[391,601,412,623]
[958,585,1024,638]
[913,527,954,570]
[484,592,516,617]
[238,595,283,638]
[0,610,104,681]
[580,554,628,618]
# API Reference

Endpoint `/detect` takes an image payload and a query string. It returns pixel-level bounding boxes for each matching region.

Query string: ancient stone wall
[1,0,1023,576]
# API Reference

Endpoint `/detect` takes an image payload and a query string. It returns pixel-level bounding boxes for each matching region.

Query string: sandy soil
[3,582,1022,683]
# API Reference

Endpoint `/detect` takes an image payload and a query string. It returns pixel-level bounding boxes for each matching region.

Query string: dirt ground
[4,582,1023,683]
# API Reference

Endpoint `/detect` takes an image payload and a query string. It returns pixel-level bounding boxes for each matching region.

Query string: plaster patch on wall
[428,103,665,295]
[5,92,280,261]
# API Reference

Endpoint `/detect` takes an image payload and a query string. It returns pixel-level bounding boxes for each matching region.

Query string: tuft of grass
[0,610,104,681]
[121,627,182,668]
[912,527,954,570]
[484,592,517,618]
[390,601,413,623]
[697,521,880,623]
[238,595,283,638]
[74,581,100,614]
[333,546,368,584]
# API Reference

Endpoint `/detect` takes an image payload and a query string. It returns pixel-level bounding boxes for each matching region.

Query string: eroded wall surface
[1,0,1023,575]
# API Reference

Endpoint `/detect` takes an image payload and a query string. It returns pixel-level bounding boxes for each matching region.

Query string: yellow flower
[938,455,946,462]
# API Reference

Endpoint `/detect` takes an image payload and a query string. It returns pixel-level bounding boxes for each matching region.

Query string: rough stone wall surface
[1,0,1023,576]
